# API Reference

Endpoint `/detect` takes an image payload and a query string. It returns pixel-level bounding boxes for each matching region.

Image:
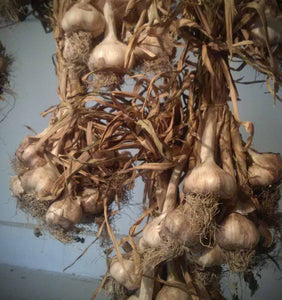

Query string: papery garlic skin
[247,149,282,187]
[110,258,140,290]
[46,197,82,230]
[20,164,58,199]
[142,214,166,248]
[216,213,260,251]
[62,1,105,36]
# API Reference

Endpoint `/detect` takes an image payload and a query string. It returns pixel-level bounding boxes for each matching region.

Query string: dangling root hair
[63,31,94,68]
[103,276,131,300]
[142,55,173,74]
[184,193,219,247]
[142,237,185,272]
[223,249,255,272]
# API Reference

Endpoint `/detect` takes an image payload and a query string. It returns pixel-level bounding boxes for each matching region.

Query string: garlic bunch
[46,196,82,230]
[88,0,128,70]
[183,107,237,199]
[109,257,140,290]
[216,213,260,251]
[62,0,105,36]
[247,148,282,187]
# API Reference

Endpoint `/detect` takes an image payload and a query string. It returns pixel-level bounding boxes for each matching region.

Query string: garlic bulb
[250,14,282,46]
[142,214,166,248]
[234,194,256,215]
[110,257,140,290]
[62,0,105,36]
[136,237,148,254]
[216,213,260,251]
[257,220,272,248]
[16,136,46,169]
[191,244,225,268]
[79,187,102,214]
[156,261,192,300]
[46,196,82,230]
[156,285,191,300]
[247,148,282,187]
[183,107,237,199]
[20,163,58,199]
[162,206,200,248]
[88,0,128,70]
[9,176,24,198]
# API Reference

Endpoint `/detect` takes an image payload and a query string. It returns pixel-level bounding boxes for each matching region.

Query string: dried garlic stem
[230,113,249,192]
[219,107,235,179]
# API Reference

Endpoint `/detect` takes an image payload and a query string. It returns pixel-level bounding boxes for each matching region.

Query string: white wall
[0,15,281,296]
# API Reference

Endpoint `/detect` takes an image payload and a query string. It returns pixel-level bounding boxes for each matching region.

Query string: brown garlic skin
[216,213,260,251]
[20,163,58,199]
[109,257,140,290]
[62,0,105,36]
[247,148,282,187]
[46,197,82,230]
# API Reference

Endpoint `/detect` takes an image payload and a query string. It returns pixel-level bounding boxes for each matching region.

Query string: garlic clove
[216,213,260,251]
[62,1,105,36]
[20,163,58,199]
[247,148,282,187]
[142,214,166,248]
[46,197,82,230]
[109,257,140,290]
